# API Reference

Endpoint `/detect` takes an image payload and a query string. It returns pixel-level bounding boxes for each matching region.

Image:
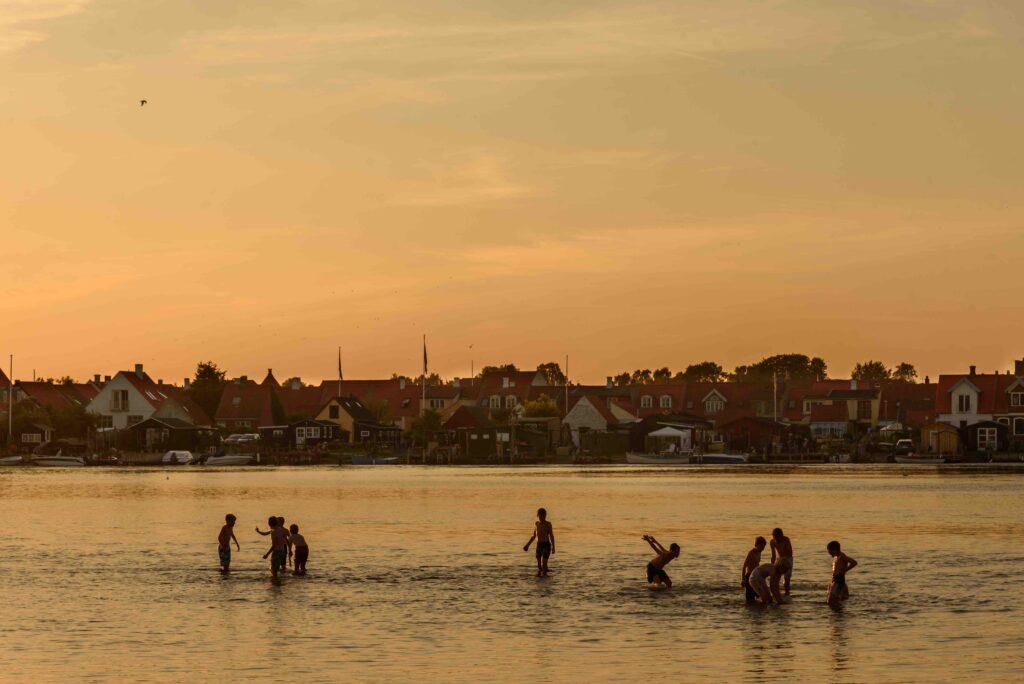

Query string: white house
[87,364,211,430]
[562,395,635,446]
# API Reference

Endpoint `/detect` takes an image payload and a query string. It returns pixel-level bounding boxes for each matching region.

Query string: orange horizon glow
[3,1,1022,385]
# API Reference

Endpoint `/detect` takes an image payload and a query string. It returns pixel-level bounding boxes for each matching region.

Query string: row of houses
[1,357,1022,453]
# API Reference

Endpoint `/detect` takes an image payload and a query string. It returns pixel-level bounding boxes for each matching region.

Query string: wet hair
[276,516,285,524]
[225,514,236,523]
[290,524,298,533]
[537,508,547,519]
[268,516,277,527]
[827,540,841,553]
[772,528,783,538]
[669,543,680,553]
[755,536,767,547]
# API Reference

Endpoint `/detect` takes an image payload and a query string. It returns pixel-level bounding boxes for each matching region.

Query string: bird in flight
[140,99,147,107]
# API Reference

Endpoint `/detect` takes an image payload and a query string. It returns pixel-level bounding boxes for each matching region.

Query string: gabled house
[474,370,550,416]
[562,395,631,446]
[317,395,400,444]
[88,364,212,430]
[809,402,849,438]
[215,371,280,431]
[937,359,1024,448]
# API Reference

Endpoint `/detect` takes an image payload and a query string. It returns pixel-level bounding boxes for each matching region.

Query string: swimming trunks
[829,573,846,600]
[776,556,793,582]
[744,583,758,603]
[646,561,669,584]
[218,546,231,566]
[295,545,309,567]
[271,548,287,573]
[536,541,551,560]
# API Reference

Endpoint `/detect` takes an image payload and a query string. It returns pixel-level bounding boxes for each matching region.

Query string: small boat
[699,453,750,465]
[0,455,24,466]
[31,455,86,467]
[162,450,195,465]
[895,454,945,465]
[205,453,255,466]
[350,454,400,465]
[626,452,691,465]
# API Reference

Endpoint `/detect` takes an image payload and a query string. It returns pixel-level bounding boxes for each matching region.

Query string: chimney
[93,374,101,384]
[502,377,510,388]
[104,375,111,383]
[850,379,857,390]
[924,376,930,385]
[157,379,163,385]
[453,377,460,388]
[400,377,407,390]
[1016,359,1024,377]
[290,378,300,390]
[184,378,191,389]
[969,365,976,376]
[134,363,144,376]
[606,376,613,389]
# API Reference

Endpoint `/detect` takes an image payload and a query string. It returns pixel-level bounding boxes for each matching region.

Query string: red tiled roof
[810,402,848,422]
[16,382,85,412]
[935,373,1020,414]
[216,380,276,427]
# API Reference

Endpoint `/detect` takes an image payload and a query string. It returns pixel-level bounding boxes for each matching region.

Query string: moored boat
[0,455,24,466]
[350,454,400,465]
[31,455,86,467]
[894,454,946,464]
[626,452,690,465]
[162,450,195,465]
[699,453,750,465]
[205,453,255,466]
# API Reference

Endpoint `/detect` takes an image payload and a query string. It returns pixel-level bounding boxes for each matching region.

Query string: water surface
[1,465,1021,682]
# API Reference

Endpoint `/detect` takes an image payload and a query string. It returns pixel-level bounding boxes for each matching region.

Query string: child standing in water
[642,534,680,589]
[770,527,795,595]
[256,517,291,578]
[290,524,309,576]
[741,536,767,603]
[523,508,555,576]
[218,514,240,573]
[826,540,858,605]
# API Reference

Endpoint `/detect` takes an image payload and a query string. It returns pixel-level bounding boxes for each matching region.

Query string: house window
[659,395,672,408]
[705,399,724,414]
[1015,418,1024,436]
[505,395,518,409]
[857,400,871,420]
[429,398,444,410]
[957,394,972,413]
[788,400,796,409]
[309,427,320,438]
[489,395,501,409]
[127,415,144,426]
[329,405,340,419]
[640,395,653,408]
[21,433,42,443]
[1011,393,1024,407]
[232,397,241,406]
[98,415,113,429]
[110,389,129,412]
[237,421,251,428]
[997,417,1010,426]
[977,427,997,450]
[295,427,305,439]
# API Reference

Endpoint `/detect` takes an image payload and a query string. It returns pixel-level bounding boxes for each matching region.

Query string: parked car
[894,439,915,456]
[224,433,259,444]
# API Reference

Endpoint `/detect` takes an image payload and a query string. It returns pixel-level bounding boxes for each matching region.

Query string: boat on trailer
[31,454,86,467]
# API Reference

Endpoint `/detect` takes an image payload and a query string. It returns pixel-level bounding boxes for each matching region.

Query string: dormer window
[705,399,724,414]
[502,377,510,389]
[232,397,241,406]
[505,395,518,409]
[659,395,672,408]
[640,395,653,408]
[1011,393,1024,407]
[957,394,972,412]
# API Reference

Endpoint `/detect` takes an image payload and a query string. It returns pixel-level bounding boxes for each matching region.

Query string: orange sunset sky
[2,1,1022,384]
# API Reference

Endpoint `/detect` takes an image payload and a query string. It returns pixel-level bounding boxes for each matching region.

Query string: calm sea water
[0,465,1021,682]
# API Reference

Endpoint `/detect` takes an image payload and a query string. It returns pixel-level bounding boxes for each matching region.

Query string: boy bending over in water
[741,536,767,603]
[642,534,680,589]
[218,514,240,573]
[826,540,858,605]
[256,517,292,578]
[290,524,309,576]
[523,508,555,577]
[770,527,794,596]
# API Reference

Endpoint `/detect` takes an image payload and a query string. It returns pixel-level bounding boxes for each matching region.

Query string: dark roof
[131,416,205,430]
[827,389,880,400]
[332,395,377,424]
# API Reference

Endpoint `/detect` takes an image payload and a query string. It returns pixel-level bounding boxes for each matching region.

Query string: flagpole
[7,354,12,450]
[422,334,427,416]
[337,346,342,399]
[565,354,569,414]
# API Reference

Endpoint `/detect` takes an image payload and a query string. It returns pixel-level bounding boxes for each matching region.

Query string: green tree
[652,367,672,383]
[523,393,558,417]
[409,409,443,446]
[393,372,442,386]
[612,372,632,387]
[47,402,97,439]
[733,354,828,382]
[681,361,725,383]
[536,362,566,386]
[630,369,653,385]
[891,362,917,383]
[187,361,227,421]
[363,399,391,425]
[478,364,519,377]
[851,360,891,384]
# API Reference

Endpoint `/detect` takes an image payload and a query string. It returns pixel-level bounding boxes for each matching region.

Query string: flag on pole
[337,347,344,381]
[422,335,428,375]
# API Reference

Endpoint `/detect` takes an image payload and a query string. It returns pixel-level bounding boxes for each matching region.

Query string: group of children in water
[217,514,310,578]
[218,507,858,604]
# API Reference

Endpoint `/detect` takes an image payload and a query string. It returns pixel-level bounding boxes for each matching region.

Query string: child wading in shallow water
[826,540,858,605]
[256,517,291,578]
[290,524,309,576]
[218,514,240,573]
[643,534,680,589]
[523,508,555,576]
